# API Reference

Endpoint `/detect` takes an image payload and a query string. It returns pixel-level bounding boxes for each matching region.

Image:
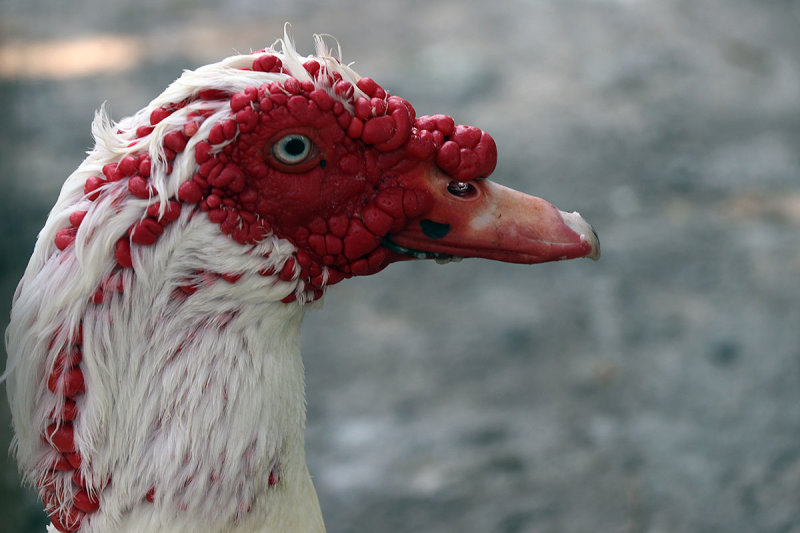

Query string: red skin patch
[54,57,496,299]
[47,367,85,397]
[73,489,100,513]
[168,74,495,291]
[43,423,75,453]
[37,323,105,532]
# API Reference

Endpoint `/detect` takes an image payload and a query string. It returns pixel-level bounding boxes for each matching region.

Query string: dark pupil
[447,181,470,194]
[284,137,306,156]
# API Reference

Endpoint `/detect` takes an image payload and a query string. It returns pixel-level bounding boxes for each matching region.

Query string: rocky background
[1,1,799,531]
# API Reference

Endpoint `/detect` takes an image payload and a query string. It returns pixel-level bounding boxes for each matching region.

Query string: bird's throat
[91,293,323,532]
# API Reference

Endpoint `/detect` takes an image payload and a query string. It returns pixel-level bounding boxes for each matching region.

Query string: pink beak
[385,171,600,264]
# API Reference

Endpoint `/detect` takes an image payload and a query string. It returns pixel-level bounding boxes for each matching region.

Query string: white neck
[9,213,327,532]
[92,301,323,532]
[85,218,327,532]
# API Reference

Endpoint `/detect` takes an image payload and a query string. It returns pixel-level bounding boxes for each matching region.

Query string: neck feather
[7,214,326,532]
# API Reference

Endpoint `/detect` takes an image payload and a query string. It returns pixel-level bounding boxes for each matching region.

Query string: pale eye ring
[272,134,312,164]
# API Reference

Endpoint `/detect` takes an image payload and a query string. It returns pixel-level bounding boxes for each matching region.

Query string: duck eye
[272,134,312,164]
[446,180,477,199]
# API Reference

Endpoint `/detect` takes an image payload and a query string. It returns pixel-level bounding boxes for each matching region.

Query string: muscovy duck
[4,30,599,533]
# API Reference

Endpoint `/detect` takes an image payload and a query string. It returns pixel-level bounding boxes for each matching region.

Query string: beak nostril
[419,219,451,239]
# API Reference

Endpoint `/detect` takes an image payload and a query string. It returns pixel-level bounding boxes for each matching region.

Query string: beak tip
[560,210,601,260]
[584,231,601,261]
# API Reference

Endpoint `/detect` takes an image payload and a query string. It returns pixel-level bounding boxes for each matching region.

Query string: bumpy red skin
[67,68,497,296]
[177,75,496,289]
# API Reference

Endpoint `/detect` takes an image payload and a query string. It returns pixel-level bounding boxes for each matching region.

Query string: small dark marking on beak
[419,219,451,239]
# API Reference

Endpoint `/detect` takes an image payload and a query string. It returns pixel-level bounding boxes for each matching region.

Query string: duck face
[182,65,598,289]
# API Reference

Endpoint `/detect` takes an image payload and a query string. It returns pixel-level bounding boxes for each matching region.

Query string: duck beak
[384,173,600,264]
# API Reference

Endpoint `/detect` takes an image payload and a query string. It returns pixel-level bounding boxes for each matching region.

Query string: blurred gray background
[1,1,799,531]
